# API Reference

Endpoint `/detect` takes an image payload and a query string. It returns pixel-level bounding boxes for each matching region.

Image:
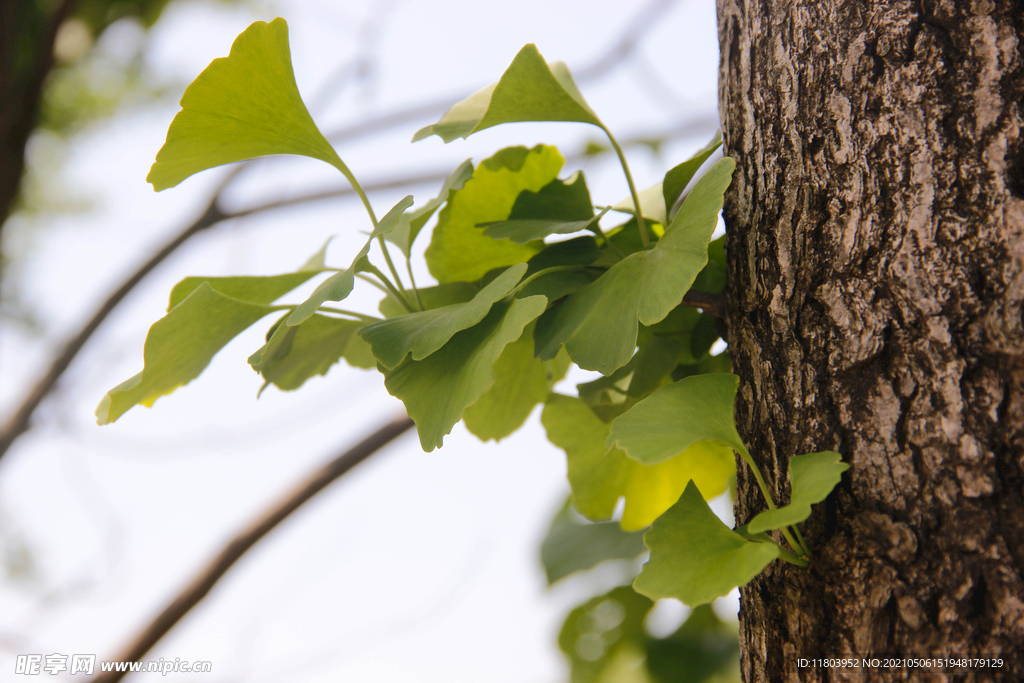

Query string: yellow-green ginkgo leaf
[96,283,276,424]
[147,18,344,190]
[413,44,600,143]
[541,393,734,531]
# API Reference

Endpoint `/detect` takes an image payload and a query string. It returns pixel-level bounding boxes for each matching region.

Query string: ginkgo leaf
[425,145,560,283]
[96,283,275,424]
[612,181,667,225]
[168,272,320,310]
[747,451,849,533]
[540,499,646,585]
[382,295,548,451]
[413,44,600,143]
[534,158,735,373]
[662,132,723,222]
[462,323,565,442]
[249,313,364,391]
[608,373,748,465]
[541,394,733,531]
[387,159,474,256]
[359,263,527,369]
[479,172,597,243]
[633,481,781,606]
[286,195,413,326]
[147,18,344,190]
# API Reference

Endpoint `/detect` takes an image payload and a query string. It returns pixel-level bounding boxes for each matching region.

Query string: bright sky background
[0,0,729,680]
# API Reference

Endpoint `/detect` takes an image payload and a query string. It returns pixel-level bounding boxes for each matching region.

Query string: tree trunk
[717,1,1023,681]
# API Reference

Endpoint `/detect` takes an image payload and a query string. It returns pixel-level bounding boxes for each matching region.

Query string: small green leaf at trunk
[360,263,527,369]
[413,44,600,143]
[425,145,560,283]
[633,481,781,606]
[608,373,748,465]
[249,314,364,391]
[540,498,646,585]
[147,18,343,190]
[747,451,849,533]
[541,394,733,531]
[382,295,548,451]
[534,158,734,374]
[97,283,274,424]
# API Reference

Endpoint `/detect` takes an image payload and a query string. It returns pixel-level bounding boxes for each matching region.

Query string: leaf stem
[509,265,583,296]
[361,264,415,313]
[791,525,811,557]
[326,152,411,303]
[315,307,380,322]
[776,545,810,567]
[405,258,424,311]
[600,124,649,248]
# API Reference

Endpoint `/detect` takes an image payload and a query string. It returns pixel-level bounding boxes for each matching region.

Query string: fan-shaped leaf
[633,481,781,606]
[96,283,274,424]
[541,394,733,531]
[147,18,343,190]
[608,373,748,465]
[413,44,600,143]
[425,145,560,282]
[747,451,849,533]
[383,295,548,451]
[249,313,365,392]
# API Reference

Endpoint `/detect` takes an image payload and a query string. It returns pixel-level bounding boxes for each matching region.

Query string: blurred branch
[0,0,76,235]
[0,0,693,464]
[90,414,415,683]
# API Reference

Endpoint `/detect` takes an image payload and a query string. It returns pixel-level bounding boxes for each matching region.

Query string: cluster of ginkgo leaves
[97,18,848,626]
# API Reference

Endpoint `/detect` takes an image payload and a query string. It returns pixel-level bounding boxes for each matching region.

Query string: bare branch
[89,414,415,683]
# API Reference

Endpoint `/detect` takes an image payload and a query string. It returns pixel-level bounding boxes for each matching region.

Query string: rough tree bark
[718,1,1023,681]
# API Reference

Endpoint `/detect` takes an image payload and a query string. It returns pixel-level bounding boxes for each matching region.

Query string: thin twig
[89,415,415,683]
[678,290,727,319]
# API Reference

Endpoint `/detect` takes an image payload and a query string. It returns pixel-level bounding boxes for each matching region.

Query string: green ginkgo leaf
[96,283,275,424]
[540,499,646,585]
[147,18,344,190]
[286,196,413,326]
[249,313,365,392]
[382,295,548,451]
[534,158,735,373]
[425,145,560,283]
[462,324,567,442]
[359,263,527,369]
[479,170,595,243]
[608,373,748,465]
[387,159,474,256]
[633,481,781,606]
[413,44,600,143]
[168,272,320,310]
[662,132,723,222]
[747,451,849,533]
[541,394,734,531]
